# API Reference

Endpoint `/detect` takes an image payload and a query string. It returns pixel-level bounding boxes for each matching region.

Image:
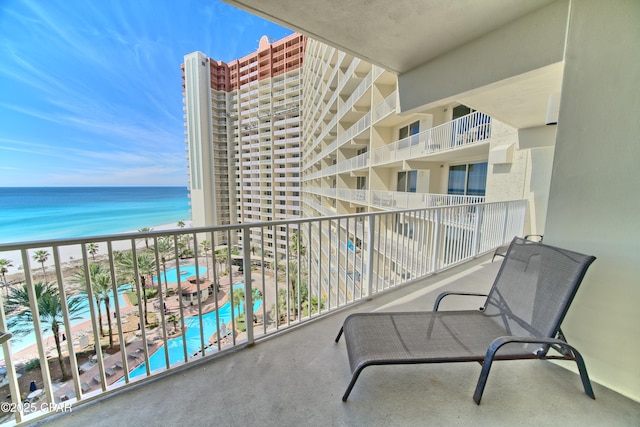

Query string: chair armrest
[433,292,488,311]
[474,334,595,404]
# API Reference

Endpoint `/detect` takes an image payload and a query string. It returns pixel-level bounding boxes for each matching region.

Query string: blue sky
[0,0,292,187]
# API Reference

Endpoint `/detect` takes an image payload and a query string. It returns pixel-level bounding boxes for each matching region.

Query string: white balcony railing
[372,111,491,166]
[370,191,485,210]
[0,200,524,424]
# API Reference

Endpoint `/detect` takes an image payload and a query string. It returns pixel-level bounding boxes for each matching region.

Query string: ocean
[0,186,191,244]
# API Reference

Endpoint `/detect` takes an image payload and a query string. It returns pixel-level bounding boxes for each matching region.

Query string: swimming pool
[154,265,208,284]
[126,284,261,379]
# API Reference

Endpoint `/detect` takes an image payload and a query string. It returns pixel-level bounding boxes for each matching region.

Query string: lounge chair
[61,390,76,402]
[492,234,543,261]
[336,237,596,403]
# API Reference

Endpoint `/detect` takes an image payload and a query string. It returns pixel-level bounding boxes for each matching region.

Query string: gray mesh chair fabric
[336,238,596,403]
[492,234,543,261]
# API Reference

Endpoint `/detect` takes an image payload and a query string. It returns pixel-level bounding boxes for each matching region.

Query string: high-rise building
[184,34,549,270]
[299,38,548,232]
[183,33,306,254]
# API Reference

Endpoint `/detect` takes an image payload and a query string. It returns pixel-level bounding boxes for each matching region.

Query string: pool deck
[50,266,273,401]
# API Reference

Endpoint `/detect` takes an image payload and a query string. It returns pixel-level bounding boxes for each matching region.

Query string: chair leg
[473,357,494,404]
[342,366,365,401]
[335,326,344,343]
[474,338,596,405]
[566,345,596,399]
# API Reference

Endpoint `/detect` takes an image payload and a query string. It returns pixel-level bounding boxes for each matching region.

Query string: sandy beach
[0,220,192,278]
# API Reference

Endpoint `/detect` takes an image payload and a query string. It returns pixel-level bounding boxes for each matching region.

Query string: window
[397,171,417,193]
[356,176,367,190]
[399,121,420,146]
[447,162,488,196]
[399,121,420,139]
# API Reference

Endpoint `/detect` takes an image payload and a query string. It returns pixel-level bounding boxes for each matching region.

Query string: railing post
[472,204,483,257]
[366,213,375,299]
[500,202,510,245]
[242,226,254,345]
[0,282,21,424]
[431,209,441,274]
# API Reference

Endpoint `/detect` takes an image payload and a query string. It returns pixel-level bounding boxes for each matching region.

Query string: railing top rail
[0,200,524,250]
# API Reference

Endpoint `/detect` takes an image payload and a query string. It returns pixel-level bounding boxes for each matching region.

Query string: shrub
[25,358,40,371]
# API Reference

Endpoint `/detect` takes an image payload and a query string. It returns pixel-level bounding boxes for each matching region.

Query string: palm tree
[138,227,153,249]
[87,243,99,262]
[166,313,180,332]
[302,294,325,317]
[156,236,174,260]
[32,249,50,281]
[271,289,289,325]
[113,250,125,263]
[0,258,13,296]
[178,234,193,259]
[231,287,262,326]
[6,282,85,381]
[177,220,185,229]
[116,251,156,325]
[200,240,212,279]
[214,248,229,277]
[93,272,114,348]
[155,236,174,292]
[290,230,306,260]
[73,263,115,348]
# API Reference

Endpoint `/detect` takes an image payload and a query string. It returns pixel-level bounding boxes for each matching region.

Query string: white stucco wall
[486,123,556,236]
[544,0,640,402]
[398,0,569,112]
[184,52,215,228]
[485,121,524,202]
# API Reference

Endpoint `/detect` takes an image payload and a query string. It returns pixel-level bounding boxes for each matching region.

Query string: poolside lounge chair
[61,390,76,402]
[336,237,596,403]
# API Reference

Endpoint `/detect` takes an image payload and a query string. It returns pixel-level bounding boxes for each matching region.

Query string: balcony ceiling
[223,0,555,75]
[223,0,562,129]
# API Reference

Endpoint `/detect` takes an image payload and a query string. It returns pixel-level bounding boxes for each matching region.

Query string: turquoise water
[127,284,261,379]
[0,187,190,244]
[155,265,208,284]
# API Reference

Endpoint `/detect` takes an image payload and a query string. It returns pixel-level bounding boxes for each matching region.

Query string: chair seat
[343,311,533,374]
[336,237,596,403]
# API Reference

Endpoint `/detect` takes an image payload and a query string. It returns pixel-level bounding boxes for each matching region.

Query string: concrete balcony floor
[38,255,640,427]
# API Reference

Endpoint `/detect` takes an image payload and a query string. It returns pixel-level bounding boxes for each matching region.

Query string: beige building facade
[183,33,306,253]
[225,0,640,403]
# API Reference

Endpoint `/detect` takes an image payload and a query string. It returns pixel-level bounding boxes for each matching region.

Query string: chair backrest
[483,238,596,342]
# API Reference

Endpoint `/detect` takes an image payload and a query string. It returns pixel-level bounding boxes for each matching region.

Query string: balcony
[371,112,492,167]
[0,203,637,425]
[33,256,640,427]
[371,191,485,210]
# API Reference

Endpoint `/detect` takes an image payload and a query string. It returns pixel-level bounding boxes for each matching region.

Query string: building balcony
[371,112,492,167]
[1,203,637,425]
[38,256,640,427]
[370,191,485,210]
